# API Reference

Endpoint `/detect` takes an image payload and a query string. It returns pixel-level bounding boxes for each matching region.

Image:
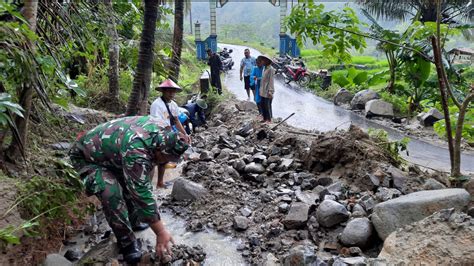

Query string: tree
[169,0,184,82]
[105,0,120,100]
[356,0,473,23]
[126,0,160,116]
[169,0,191,82]
[6,0,38,159]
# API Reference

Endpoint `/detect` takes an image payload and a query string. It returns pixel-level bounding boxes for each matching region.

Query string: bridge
[194,0,300,60]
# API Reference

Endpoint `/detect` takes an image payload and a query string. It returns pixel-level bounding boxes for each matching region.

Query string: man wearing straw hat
[150,79,191,188]
[258,54,275,122]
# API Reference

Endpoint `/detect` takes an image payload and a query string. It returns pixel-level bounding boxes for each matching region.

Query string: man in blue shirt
[182,99,208,133]
[240,48,257,101]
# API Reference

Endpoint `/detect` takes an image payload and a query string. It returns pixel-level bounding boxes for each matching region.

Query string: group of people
[240,48,275,122]
[69,80,207,263]
[69,48,276,264]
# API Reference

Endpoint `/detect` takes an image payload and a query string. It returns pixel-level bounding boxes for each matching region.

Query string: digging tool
[271,112,295,130]
[257,112,296,140]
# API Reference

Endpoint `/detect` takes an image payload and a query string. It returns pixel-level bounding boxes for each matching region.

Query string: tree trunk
[7,0,38,160]
[125,0,159,116]
[385,51,396,93]
[431,35,455,173]
[169,0,184,82]
[105,0,120,100]
[452,92,474,177]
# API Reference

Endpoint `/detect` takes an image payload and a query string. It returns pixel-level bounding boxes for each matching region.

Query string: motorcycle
[272,54,292,74]
[281,61,311,87]
[218,48,234,72]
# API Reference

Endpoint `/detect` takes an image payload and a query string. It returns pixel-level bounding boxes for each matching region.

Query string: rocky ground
[161,99,474,265]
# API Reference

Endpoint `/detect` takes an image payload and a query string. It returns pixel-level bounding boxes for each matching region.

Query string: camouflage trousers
[70,147,138,247]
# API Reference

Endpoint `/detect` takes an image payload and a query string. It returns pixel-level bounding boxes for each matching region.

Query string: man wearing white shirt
[150,79,191,188]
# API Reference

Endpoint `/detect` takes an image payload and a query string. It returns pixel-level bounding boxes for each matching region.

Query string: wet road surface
[220,44,474,174]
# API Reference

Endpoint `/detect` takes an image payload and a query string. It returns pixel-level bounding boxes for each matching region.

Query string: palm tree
[169,0,192,82]
[7,0,38,159]
[126,0,160,115]
[356,0,473,23]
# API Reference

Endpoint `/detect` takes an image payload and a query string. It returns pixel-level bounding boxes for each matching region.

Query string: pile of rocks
[162,99,473,264]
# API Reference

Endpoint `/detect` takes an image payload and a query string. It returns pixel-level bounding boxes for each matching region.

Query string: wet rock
[351,204,367,217]
[233,159,246,172]
[295,189,319,206]
[44,254,73,266]
[50,142,71,151]
[340,218,373,248]
[279,203,290,213]
[334,256,367,265]
[387,166,407,191]
[316,176,333,186]
[235,101,257,112]
[282,202,310,229]
[269,145,281,155]
[236,122,254,137]
[64,248,81,261]
[240,207,252,217]
[375,187,401,202]
[252,153,267,163]
[171,178,208,201]
[283,244,320,266]
[333,88,354,106]
[419,108,444,127]
[279,158,294,170]
[372,189,470,240]
[359,194,376,213]
[244,163,266,174]
[300,178,318,191]
[261,192,273,203]
[316,200,350,228]
[365,99,394,118]
[423,178,446,190]
[199,151,212,161]
[350,89,380,110]
[264,253,280,266]
[216,148,232,160]
[233,216,250,231]
[267,155,281,164]
[462,178,474,196]
[378,209,474,265]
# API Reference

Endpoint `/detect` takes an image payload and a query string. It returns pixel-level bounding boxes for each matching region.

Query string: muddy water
[137,211,244,266]
[220,44,474,174]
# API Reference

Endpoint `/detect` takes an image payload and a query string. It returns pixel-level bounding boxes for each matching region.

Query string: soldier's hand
[156,228,174,259]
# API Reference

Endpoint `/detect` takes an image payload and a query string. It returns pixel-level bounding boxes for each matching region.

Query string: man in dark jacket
[207,49,223,94]
[182,99,208,133]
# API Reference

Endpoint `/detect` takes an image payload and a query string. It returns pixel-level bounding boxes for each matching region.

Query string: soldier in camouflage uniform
[69,116,188,263]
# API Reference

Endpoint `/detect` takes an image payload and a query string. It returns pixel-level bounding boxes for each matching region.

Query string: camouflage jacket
[73,116,168,222]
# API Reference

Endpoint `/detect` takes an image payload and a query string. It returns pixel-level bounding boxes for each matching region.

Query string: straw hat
[257,54,273,64]
[156,79,182,91]
[196,99,208,109]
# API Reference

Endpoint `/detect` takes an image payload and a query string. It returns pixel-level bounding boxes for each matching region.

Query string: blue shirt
[183,103,206,127]
[240,57,256,76]
[250,66,263,103]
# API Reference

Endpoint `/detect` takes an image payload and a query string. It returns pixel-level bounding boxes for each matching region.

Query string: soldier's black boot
[132,221,150,232]
[119,239,142,264]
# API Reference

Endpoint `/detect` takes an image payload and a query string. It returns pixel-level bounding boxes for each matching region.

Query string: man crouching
[69,116,188,263]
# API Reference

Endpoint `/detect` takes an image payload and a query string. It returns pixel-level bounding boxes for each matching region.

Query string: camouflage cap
[156,130,189,157]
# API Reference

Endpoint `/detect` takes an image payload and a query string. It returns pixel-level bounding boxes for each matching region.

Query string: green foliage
[0,93,24,127]
[434,107,474,144]
[379,90,410,116]
[286,3,367,63]
[0,221,38,247]
[17,159,84,223]
[368,128,410,164]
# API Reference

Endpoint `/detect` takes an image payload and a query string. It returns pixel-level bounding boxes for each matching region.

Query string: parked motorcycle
[218,48,234,72]
[272,54,292,74]
[281,61,311,86]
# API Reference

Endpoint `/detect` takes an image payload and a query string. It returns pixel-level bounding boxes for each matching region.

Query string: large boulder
[365,99,394,118]
[371,189,470,240]
[333,88,354,106]
[378,209,474,265]
[418,108,444,127]
[171,178,208,201]
[282,202,310,229]
[340,218,373,248]
[316,200,350,228]
[350,89,380,110]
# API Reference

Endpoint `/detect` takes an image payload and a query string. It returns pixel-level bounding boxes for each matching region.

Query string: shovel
[257,112,296,140]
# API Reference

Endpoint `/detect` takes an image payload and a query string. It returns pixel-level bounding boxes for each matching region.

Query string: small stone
[387,166,407,191]
[279,203,290,213]
[282,203,310,229]
[233,160,246,172]
[280,195,292,202]
[233,216,250,231]
[267,155,281,164]
[44,254,72,266]
[423,178,446,190]
[171,178,208,201]
[199,151,212,161]
[244,162,266,174]
[340,218,373,248]
[64,248,81,261]
[280,158,294,170]
[375,187,401,202]
[283,244,319,266]
[240,207,252,217]
[316,200,350,228]
[252,153,267,163]
[317,176,333,186]
[351,204,367,217]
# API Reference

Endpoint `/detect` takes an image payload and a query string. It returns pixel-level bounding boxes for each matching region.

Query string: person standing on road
[259,54,275,123]
[207,49,223,95]
[240,48,257,101]
[69,116,188,263]
[250,57,264,115]
[150,79,191,188]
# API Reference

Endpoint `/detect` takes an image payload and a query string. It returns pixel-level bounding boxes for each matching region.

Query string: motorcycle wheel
[297,75,310,87]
